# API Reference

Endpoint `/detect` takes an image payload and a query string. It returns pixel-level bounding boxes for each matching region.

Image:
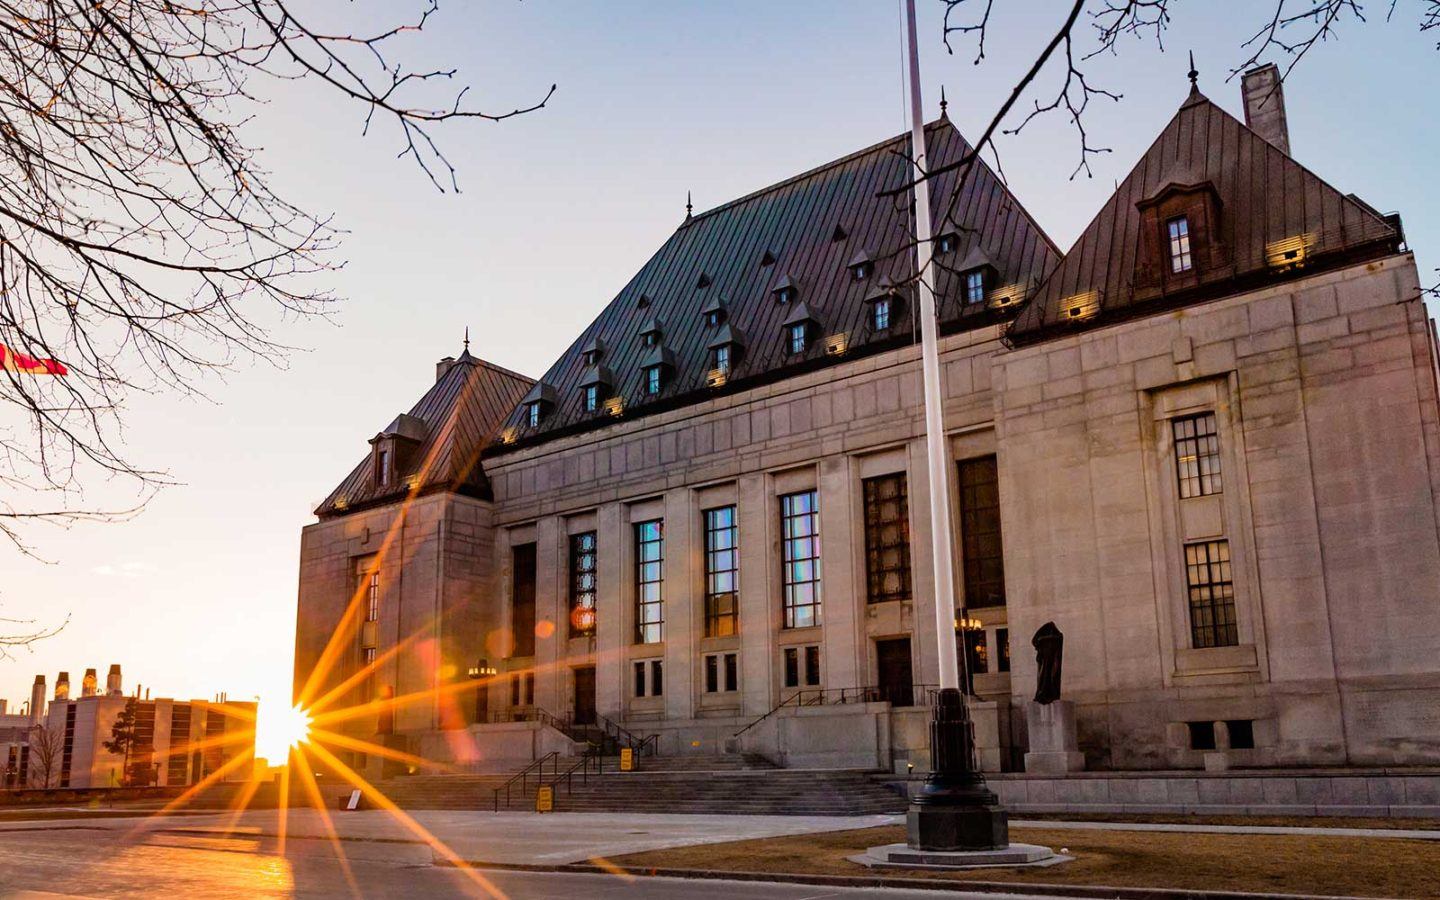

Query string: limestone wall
[994,253,1440,768]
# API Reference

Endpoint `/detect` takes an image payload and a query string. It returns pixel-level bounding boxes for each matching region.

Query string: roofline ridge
[685,118,950,226]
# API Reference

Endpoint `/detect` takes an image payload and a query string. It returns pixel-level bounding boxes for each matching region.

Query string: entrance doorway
[573,666,597,725]
[876,638,914,707]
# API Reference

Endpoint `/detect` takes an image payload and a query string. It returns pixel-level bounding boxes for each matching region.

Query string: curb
[452,860,1372,900]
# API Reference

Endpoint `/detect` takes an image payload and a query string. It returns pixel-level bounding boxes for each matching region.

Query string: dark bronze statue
[1032,622,1064,704]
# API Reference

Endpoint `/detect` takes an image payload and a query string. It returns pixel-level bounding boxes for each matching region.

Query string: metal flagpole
[901,0,1009,853]
[904,0,960,697]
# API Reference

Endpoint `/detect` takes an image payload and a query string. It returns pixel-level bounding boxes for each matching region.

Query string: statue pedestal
[1024,700,1085,774]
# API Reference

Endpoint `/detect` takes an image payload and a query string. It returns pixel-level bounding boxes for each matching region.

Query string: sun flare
[255,702,312,763]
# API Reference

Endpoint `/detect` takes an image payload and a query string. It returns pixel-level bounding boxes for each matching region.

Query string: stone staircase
[378,753,905,816]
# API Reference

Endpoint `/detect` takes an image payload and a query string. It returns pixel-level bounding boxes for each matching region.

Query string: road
[0,821,1070,899]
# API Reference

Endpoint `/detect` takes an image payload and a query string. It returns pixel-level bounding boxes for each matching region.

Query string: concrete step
[378,756,905,814]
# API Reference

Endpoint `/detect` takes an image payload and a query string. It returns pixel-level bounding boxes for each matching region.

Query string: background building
[294,67,1440,776]
[0,665,255,790]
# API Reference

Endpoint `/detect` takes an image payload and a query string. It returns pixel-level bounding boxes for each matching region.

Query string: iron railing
[598,715,658,756]
[732,683,940,738]
[491,750,561,812]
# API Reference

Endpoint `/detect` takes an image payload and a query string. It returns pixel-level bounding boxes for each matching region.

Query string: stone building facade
[293,68,1440,775]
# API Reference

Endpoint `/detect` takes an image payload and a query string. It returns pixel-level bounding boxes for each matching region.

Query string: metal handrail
[548,747,605,795]
[598,715,657,756]
[734,683,944,737]
[491,750,559,812]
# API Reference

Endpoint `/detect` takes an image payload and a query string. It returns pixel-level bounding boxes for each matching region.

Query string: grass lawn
[607,823,1440,899]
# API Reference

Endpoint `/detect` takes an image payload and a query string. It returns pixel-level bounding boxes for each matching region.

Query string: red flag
[0,343,67,375]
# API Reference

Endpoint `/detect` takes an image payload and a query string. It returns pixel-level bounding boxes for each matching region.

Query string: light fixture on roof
[1265,233,1314,271]
[825,333,850,356]
[603,396,625,417]
[1061,290,1102,321]
[987,283,1028,309]
[705,367,729,388]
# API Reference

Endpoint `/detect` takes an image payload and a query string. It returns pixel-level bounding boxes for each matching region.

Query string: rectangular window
[862,473,912,604]
[705,653,739,693]
[1227,719,1256,750]
[650,660,664,697]
[1172,412,1222,498]
[1168,216,1193,273]
[957,456,1006,608]
[633,661,646,698]
[872,298,891,330]
[359,568,379,623]
[634,520,664,644]
[583,385,599,412]
[787,323,807,354]
[964,270,986,304]
[804,645,821,686]
[703,506,739,637]
[376,447,390,486]
[780,491,821,628]
[361,646,377,666]
[511,543,537,657]
[1188,721,1216,750]
[1185,540,1238,648]
[783,647,799,688]
[569,531,598,637]
[511,674,521,706]
[645,366,662,395]
[527,403,541,428]
[524,672,535,706]
[997,628,1011,673]
[713,345,731,373]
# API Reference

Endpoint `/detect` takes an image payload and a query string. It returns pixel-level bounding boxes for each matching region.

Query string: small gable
[1009,90,1400,342]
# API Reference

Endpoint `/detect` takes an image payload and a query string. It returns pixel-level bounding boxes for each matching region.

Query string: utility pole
[901,0,1010,854]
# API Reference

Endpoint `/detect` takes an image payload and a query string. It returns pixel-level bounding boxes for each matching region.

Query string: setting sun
[254,702,312,763]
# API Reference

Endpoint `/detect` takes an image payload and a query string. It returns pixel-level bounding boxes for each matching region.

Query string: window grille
[703,506,738,637]
[569,532,597,637]
[780,491,821,628]
[1172,412,1222,498]
[1185,540,1238,648]
[957,456,1006,608]
[862,474,912,603]
[634,520,664,644]
[1168,216,1193,273]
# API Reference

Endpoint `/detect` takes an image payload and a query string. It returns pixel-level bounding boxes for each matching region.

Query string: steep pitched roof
[1008,87,1401,342]
[316,352,533,517]
[493,119,1059,449]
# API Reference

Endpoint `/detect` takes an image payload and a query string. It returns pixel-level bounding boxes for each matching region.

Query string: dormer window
[1168,216,1193,273]
[582,349,599,366]
[872,297,892,330]
[772,273,798,304]
[583,384,600,412]
[963,269,987,304]
[847,250,874,282]
[706,311,721,327]
[644,366,663,396]
[519,382,557,431]
[526,403,542,428]
[644,332,659,347]
[376,448,391,487]
[787,323,808,354]
[712,345,731,373]
[936,232,958,254]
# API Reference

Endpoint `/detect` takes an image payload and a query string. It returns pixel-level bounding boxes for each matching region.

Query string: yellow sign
[619,748,634,771]
[535,785,553,813]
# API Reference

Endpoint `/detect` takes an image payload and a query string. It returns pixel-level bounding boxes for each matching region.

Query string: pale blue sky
[3,1,1435,731]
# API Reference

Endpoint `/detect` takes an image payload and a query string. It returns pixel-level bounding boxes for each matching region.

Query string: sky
[3,1,1437,759]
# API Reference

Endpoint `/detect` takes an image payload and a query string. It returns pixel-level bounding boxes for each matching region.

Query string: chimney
[106,664,123,696]
[81,668,97,698]
[436,356,457,382]
[1242,64,1290,155]
[55,672,70,701]
[31,676,45,724]
[0,700,7,716]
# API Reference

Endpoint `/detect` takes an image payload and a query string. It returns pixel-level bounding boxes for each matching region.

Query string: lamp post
[901,0,1008,853]
[467,658,497,726]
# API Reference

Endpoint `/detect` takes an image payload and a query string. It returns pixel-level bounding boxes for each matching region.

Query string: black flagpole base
[906,687,1010,852]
